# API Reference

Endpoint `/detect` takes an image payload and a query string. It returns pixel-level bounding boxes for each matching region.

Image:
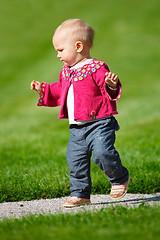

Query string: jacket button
[90,110,96,120]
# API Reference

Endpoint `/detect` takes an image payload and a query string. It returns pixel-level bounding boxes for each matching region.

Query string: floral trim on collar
[62,59,104,82]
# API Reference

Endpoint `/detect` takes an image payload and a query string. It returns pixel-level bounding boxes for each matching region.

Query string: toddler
[31,19,129,207]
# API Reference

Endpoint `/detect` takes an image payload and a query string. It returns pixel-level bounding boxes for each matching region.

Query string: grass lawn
[0,205,160,240]
[0,0,160,203]
[0,0,160,239]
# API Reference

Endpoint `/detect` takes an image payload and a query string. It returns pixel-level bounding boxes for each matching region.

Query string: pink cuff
[106,84,122,101]
[37,82,46,106]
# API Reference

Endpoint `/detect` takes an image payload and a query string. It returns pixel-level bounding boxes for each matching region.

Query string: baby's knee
[93,146,119,164]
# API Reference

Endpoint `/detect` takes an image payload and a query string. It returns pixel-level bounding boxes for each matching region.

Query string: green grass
[0,205,160,240]
[0,0,160,203]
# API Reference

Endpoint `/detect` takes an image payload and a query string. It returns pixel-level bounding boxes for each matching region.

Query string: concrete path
[0,193,160,220]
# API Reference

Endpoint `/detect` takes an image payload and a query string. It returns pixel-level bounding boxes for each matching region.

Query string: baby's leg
[87,117,129,186]
[66,125,92,199]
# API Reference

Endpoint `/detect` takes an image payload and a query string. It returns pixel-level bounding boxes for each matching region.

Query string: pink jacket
[37,59,122,121]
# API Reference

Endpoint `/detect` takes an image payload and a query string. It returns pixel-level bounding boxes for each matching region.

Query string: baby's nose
[57,53,61,58]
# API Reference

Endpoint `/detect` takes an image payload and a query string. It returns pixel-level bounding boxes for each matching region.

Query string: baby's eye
[59,49,63,52]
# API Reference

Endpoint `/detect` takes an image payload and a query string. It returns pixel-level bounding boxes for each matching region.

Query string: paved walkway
[0,193,160,220]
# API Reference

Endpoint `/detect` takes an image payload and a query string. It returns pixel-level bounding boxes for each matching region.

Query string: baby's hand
[105,72,119,89]
[31,80,41,93]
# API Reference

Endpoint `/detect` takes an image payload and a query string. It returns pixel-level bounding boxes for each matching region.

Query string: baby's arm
[105,71,121,100]
[31,79,62,107]
[105,72,119,89]
[31,80,41,94]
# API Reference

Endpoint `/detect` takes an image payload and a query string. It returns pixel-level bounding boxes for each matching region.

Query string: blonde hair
[54,19,94,48]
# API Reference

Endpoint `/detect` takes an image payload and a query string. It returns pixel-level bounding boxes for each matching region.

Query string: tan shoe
[63,197,91,208]
[110,175,130,200]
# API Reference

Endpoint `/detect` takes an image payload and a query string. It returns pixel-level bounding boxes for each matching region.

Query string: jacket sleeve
[37,72,62,107]
[93,62,122,101]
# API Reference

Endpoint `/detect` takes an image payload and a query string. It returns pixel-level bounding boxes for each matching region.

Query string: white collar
[70,58,93,70]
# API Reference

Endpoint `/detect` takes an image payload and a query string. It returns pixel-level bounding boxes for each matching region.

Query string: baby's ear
[75,41,83,53]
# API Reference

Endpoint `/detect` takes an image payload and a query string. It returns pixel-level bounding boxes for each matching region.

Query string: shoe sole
[63,202,91,208]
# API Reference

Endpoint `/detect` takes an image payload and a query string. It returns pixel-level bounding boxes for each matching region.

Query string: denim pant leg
[67,125,92,199]
[86,117,129,185]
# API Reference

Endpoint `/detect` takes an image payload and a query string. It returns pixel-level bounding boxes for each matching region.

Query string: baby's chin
[64,62,73,67]
[62,61,69,66]
[62,60,77,67]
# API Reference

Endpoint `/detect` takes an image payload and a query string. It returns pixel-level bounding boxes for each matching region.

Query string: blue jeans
[67,117,129,199]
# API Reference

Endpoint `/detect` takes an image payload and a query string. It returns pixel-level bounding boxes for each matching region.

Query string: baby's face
[53,30,79,67]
